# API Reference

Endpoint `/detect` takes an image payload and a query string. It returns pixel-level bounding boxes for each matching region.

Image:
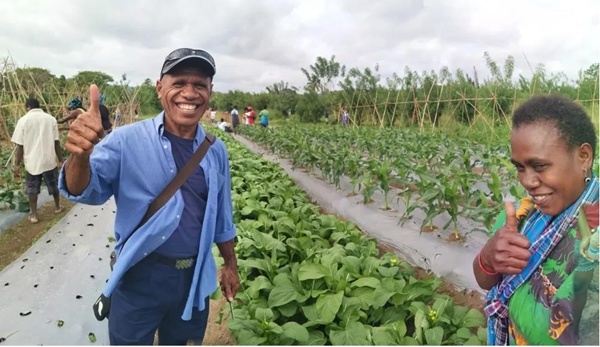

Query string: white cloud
[0,0,597,92]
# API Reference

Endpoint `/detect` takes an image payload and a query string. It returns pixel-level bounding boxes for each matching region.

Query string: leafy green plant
[218,133,487,345]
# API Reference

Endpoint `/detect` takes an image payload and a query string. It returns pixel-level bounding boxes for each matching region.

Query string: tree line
[1,52,598,136]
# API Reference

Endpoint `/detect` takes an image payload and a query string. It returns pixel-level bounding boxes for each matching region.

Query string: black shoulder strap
[136,133,216,229]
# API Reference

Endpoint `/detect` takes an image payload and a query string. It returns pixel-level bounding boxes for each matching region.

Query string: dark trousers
[108,255,210,345]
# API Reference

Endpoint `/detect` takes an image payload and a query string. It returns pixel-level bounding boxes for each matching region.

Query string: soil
[201,294,237,345]
[0,199,74,271]
[0,199,237,346]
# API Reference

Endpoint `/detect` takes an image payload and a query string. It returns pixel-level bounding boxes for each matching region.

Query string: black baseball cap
[160,48,216,79]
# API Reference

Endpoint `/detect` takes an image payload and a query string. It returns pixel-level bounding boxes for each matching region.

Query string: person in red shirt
[246,105,256,125]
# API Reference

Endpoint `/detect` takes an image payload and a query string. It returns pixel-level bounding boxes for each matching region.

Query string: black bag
[92,133,215,321]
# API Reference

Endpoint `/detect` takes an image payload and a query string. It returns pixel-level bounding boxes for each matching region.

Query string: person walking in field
[59,48,238,345]
[11,98,64,224]
[259,106,269,127]
[246,105,256,125]
[230,106,239,133]
[340,107,350,127]
[209,107,217,124]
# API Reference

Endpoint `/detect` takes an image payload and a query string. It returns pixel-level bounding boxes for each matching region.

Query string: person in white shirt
[209,108,217,124]
[11,98,64,223]
[217,118,233,133]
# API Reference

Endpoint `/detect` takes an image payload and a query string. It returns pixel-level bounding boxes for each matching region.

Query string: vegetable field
[219,134,487,345]
[237,125,525,240]
[0,144,28,212]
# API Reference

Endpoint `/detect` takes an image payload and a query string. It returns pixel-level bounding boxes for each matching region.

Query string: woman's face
[510,121,592,216]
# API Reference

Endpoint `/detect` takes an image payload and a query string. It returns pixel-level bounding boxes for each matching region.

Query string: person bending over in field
[57,97,86,131]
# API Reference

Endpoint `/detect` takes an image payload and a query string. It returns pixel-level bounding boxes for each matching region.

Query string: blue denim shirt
[58,112,236,320]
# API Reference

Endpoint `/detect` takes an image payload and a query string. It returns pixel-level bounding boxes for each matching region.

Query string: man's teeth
[178,104,196,110]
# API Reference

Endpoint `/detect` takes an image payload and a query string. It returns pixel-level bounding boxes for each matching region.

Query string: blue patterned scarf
[485,177,599,345]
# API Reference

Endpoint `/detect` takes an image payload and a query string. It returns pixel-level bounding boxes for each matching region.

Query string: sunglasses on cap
[161,48,216,78]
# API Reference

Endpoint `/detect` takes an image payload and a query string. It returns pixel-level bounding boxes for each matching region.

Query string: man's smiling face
[156,61,213,134]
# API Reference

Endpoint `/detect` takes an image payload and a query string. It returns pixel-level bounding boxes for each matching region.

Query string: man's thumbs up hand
[65,84,105,159]
[479,201,532,275]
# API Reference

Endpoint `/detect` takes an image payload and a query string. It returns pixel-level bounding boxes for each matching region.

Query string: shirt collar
[154,111,206,145]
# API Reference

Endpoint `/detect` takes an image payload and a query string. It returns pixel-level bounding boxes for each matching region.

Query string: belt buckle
[175,258,194,270]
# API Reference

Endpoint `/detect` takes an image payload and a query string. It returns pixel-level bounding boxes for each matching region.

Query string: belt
[146,253,196,270]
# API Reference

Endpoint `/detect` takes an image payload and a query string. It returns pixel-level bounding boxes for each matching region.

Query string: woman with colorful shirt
[473,95,599,345]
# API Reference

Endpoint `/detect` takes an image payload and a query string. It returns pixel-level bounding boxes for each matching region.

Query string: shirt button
[171,170,174,173]
[162,236,166,240]
[176,215,180,219]
[163,145,168,149]
[144,252,148,256]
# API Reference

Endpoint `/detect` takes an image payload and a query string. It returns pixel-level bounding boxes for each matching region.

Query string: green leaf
[254,307,273,322]
[372,327,397,345]
[329,322,370,345]
[267,321,283,334]
[307,330,327,345]
[237,330,268,345]
[372,287,395,308]
[463,308,485,328]
[315,291,344,323]
[477,326,488,343]
[464,335,482,345]
[276,301,298,317]
[281,322,310,344]
[268,279,299,307]
[424,326,444,345]
[452,305,468,324]
[241,206,254,216]
[401,336,418,345]
[349,277,380,289]
[298,263,330,281]
[456,327,473,340]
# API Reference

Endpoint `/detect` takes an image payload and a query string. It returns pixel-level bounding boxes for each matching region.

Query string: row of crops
[0,144,28,212]
[217,133,487,345]
[236,125,526,240]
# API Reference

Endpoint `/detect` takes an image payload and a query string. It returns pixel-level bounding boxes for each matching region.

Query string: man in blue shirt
[230,106,239,134]
[59,48,238,345]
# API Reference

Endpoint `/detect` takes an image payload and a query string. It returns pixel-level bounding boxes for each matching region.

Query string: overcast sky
[1,0,598,93]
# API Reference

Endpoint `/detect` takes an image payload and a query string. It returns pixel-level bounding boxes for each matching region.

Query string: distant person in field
[99,104,113,136]
[246,105,256,125]
[259,106,269,127]
[474,95,599,345]
[217,118,233,133]
[114,107,123,127]
[209,108,217,124]
[230,106,239,133]
[324,108,329,124]
[243,107,249,125]
[11,98,64,224]
[57,97,86,131]
[341,107,350,127]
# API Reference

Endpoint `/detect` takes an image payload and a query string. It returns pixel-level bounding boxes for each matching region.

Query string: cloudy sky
[0,0,598,92]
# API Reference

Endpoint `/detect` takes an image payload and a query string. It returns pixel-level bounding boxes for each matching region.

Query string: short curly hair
[512,94,597,158]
